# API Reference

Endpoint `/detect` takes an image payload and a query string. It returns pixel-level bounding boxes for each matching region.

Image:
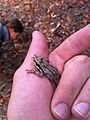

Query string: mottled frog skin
[26,55,60,87]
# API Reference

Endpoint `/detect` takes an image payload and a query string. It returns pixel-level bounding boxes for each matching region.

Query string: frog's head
[33,55,43,67]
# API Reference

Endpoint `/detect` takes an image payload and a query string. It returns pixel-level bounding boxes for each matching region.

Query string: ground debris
[0,0,90,119]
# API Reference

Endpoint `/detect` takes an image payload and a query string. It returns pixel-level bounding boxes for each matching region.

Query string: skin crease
[7,24,90,120]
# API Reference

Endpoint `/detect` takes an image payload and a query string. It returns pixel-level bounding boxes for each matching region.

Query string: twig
[0,79,12,91]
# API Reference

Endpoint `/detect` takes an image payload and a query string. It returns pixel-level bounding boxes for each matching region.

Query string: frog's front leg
[26,68,43,77]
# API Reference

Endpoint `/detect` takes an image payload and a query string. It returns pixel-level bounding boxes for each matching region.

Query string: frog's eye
[34,59,40,64]
[33,59,36,62]
[41,58,43,61]
[38,59,42,64]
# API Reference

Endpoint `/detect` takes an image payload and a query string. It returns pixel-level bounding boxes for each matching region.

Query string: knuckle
[65,55,90,68]
[73,55,90,62]
[64,85,79,102]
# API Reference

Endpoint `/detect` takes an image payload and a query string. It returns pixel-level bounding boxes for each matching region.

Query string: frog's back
[41,64,60,86]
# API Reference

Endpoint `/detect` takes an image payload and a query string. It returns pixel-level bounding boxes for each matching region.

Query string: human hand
[7,25,90,120]
[50,24,90,120]
[7,31,56,120]
[50,55,90,120]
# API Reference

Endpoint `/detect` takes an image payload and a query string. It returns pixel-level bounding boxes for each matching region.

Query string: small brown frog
[26,55,60,87]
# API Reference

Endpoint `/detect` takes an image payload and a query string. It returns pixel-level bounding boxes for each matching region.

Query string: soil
[0,0,90,119]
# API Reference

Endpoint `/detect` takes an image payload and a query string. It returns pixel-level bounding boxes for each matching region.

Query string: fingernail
[74,102,90,118]
[53,103,70,119]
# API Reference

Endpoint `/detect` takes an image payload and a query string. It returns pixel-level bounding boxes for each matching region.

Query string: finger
[7,32,56,120]
[50,24,90,70]
[14,31,49,78]
[23,31,48,65]
[51,55,90,120]
[72,77,90,119]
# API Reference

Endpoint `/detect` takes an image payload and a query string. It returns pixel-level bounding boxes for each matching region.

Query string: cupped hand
[50,55,90,120]
[50,24,90,120]
[7,24,90,120]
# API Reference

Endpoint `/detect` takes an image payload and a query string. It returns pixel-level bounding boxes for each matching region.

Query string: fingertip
[32,30,41,37]
[32,30,46,42]
[72,102,90,119]
[23,30,48,65]
[51,102,70,120]
[32,30,42,34]
[31,30,48,55]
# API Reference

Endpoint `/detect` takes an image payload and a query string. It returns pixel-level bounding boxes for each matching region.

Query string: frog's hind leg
[26,69,36,74]
[26,68,43,77]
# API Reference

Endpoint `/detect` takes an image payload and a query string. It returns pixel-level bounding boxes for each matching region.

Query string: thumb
[23,31,49,65]
[14,31,49,79]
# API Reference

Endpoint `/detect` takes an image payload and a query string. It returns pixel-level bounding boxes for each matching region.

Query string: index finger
[50,24,90,68]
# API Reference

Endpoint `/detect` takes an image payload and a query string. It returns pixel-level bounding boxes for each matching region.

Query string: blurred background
[0,0,90,119]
